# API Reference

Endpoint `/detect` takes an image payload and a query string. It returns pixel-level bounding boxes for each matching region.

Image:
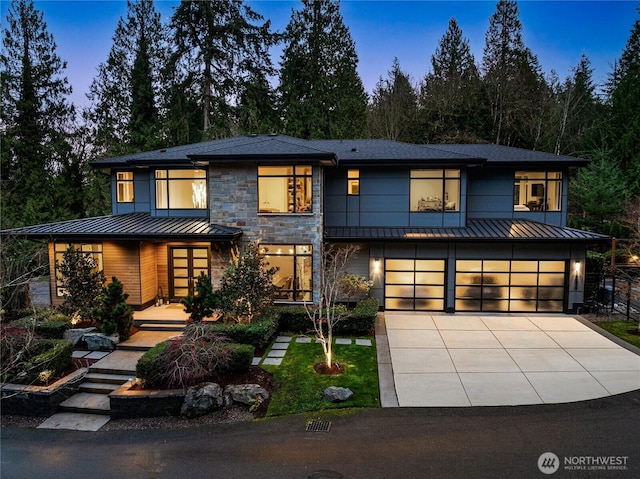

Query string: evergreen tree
[0,0,75,227]
[606,5,640,193]
[87,0,165,156]
[481,0,547,147]
[367,58,418,142]
[236,70,280,135]
[420,18,483,143]
[279,0,367,139]
[169,0,276,140]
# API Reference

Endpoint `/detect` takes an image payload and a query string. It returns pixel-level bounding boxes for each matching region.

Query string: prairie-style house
[6,135,607,313]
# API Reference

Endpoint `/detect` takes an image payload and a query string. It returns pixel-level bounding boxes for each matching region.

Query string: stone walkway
[255,335,373,366]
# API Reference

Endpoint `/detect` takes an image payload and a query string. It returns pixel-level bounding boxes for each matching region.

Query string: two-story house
[6,134,607,314]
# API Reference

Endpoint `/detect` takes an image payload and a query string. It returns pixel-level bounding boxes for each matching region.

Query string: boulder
[64,327,97,346]
[224,384,269,406]
[82,332,119,351]
[181,383,224,418]
[323,386,354,403]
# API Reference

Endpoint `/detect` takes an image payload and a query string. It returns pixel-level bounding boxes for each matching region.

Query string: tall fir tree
[481,0,547,147]
[367,58,418,142]
[0,0,75,227]
[420,18,483,143]
[169,0,276,140]
[606,5,640,193]
[87,0,165,156]
[279,0,367,139]
[236,69,280,135]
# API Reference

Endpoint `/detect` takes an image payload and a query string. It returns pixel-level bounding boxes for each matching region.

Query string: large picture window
[261,244,313,301]
[411,169,460,212]
[54,243,103,297]
[116,171,134,202]
[258,166,312,213]
[155,169,207,209]
[514,171,562,211]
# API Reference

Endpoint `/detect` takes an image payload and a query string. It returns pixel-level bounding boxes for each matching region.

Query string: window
[116,171,134,202]
[258,166,312,213]
[411,169,460,212]
[54,243,103,297]
[155,169,207,209]
[514,171,562,211]
[348,169,360,195]
[261,244,312,301]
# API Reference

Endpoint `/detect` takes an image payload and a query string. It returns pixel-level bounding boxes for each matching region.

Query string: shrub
[34,320,68,339]
[180,273,219,321]
[334,298,379,334]
[24,339,73,384]
[135,323,254,389]
[275,306,311,333]
[208,315,278,350]
[57,246,106,320]
[94,277,134,340]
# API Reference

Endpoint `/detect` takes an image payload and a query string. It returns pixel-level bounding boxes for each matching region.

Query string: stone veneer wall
[209,163,323,303]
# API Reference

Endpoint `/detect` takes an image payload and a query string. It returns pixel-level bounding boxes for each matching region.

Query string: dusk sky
[1,0,637,107]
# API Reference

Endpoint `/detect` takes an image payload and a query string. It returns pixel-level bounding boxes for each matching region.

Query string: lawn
[261,336,380,416]
[594,321,640,348]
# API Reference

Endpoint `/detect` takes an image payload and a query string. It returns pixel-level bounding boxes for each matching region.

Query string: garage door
[385,259,445,311]
[455,260,565,312]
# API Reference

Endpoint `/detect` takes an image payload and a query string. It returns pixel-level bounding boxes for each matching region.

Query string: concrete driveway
[379,313,640,407]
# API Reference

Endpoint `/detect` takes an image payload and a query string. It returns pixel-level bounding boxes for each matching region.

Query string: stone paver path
[256,335,374,366]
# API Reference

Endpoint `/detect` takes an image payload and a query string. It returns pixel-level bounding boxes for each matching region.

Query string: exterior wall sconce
[574,260,581,289]
[373,258,381,274]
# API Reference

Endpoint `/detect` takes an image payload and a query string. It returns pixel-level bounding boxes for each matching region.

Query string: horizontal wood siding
[140,242,158,306]
[103,242,142,305]
[48,242,62,307]
[156,243,169,301]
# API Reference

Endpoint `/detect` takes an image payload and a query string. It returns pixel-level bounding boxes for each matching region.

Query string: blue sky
[2,0,637,107]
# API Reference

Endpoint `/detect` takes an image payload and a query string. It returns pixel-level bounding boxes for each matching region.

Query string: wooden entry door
[169,247,210,300]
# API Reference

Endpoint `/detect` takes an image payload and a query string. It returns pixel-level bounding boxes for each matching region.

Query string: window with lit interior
[348,169,359,195]
[155,169,207,209]
[513,171,562,211]
[258,166,312,213]
[54,243,103,297]
[116,171,134,202]
[261,244,312,301]
[411,169,460,212]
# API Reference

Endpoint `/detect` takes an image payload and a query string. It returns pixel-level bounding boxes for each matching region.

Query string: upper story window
[347,169,360,195]
[155,169,207,209]
[411,169,460,212]
[258,166,312,213]
[514,171,562,212]
[116,171,134,202]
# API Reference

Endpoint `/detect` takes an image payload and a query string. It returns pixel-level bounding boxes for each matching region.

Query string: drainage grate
[306,419,331,432]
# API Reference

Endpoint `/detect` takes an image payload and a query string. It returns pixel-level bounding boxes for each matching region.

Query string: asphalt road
[2,391,640,479]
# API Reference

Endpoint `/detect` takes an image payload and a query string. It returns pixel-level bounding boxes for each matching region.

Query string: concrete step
[84,372,132,385]
[133,318,187,327]
[89,350,145,376]
[117,331,179,352]
[138,322,185,332]
[79,382,120,394]
[37,412,111,431]
[59,392,110,415]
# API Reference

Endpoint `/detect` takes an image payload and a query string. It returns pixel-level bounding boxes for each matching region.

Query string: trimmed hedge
[225,343,255,373]
[135,341,168,389]
[275,297,379,335]
[34,320,69,339]
[207,315,278,350]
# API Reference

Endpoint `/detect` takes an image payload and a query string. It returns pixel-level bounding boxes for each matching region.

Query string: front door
[169,247,210,300]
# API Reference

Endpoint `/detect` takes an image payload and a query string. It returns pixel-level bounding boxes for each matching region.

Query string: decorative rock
[64,327,97,346]
[324,386,354,403]
[181,383,224,418]
[82,332,119,351]
[224,384,269,406]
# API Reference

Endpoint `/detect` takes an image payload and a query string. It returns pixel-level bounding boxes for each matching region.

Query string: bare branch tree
[305,243,360,369]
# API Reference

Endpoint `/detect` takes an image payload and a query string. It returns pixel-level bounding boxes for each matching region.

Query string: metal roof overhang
[325,219,609,243]
[2,213,243,242]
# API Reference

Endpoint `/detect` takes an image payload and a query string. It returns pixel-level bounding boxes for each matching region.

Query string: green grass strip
[594,321,640,348]
[261,337,380,416]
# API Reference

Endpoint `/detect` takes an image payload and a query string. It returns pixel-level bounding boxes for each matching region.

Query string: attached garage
[384,259,445,311]
[454,260,565,312]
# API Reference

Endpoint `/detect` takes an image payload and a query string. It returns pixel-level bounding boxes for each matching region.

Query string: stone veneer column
[208,163,323,304]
